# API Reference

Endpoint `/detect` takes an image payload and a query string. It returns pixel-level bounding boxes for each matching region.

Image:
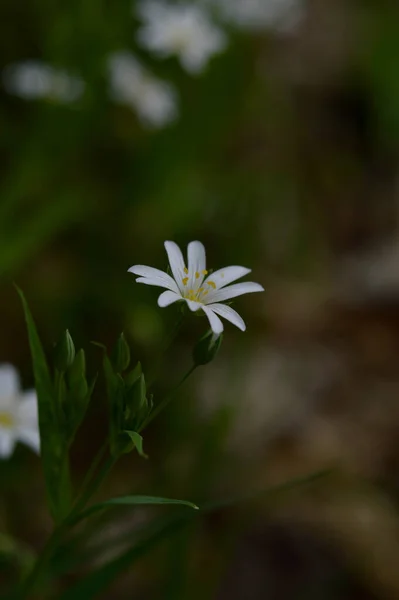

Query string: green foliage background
[2,0,399,598]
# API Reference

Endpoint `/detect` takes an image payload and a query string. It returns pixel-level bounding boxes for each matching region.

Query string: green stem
[16,453,115,599]
[69,456,117,521]
[17,362,196,598]
[141,364,197,431]
[72,439,109,511]
[16,526,65,598]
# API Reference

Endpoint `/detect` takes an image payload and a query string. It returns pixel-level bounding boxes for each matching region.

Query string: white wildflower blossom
[0,364,40,459]
[136,1,228,74]
[108,52,178,128]
[213,0,302,32]
[2,61,84,103]
[129,241,264,335]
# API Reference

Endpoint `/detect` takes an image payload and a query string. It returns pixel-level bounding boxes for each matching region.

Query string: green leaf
[59,512,193,599]
[16,286,71,522]
[124,431,148,459]
[70,495,199,526]
[60,469,331,599]
[124,361,142,387]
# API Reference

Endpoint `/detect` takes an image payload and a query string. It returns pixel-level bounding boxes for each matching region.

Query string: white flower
[108,52,178,128]
[2,61,84,103]
[128,241,264,335]
[136,1,228,74]
[0,364,40,459]
[213,0,302,33]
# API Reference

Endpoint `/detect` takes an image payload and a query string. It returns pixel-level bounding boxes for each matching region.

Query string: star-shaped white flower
[108,52,178,128]
[128,241,264,335]
[0,364,40,459]
[136,1,228,74]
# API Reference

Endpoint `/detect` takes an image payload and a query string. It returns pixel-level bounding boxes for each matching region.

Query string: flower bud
[193,330,223,366]
[111,332,131,373]
[54,329,76,372]
[67,349,88,399]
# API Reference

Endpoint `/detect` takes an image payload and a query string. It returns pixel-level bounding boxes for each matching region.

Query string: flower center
[181,268,216,303]
[0,411,15,429]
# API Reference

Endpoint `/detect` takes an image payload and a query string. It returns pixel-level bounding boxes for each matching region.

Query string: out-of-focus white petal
[129,265,180,293]
[206,282,264,304]
[16,427,40,454]
[164,241,186,291]
[136,1,227,74]
[0,430,16,459]
[0,364,20,407]
[207,303,246,331]
[202,306,224,334]
[204,266,251,290]
[157,291,182,307]
[17,390,38,428]
[108,52,178,129]
[3,61,84,103]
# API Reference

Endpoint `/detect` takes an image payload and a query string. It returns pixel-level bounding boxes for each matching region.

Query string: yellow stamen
[207,281,216,289]
[203,290,209,296]
[184,267,188,274]
[202,270,208,275]
[195,271,200,279]
[0,412,14,428]
[198,287,204,293]
[182,277,189,286]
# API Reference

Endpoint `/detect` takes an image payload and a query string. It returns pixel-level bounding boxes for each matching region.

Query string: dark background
[2,0,399,598]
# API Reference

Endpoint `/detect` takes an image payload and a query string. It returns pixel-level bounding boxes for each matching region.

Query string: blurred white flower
[108,52,178,128]
[136,1,227,74]
[214,0,302,32]
[0,364,39,459]
[2,61,84,103]
[129,240,264,335]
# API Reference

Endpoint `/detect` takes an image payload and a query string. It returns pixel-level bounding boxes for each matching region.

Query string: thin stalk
[72,438,109,511]
[147,310,185,388]
[17,362,196,598]
[141,364,197,430]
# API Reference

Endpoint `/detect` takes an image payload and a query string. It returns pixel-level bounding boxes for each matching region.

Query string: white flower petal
[203,266,251,290]
[206,281,264,304]
[129,265,180,293]
[0,364,20,408]
[0,430,16,459]
[157,291,182,307]
[16,427,40,454]
[188,241,206,288]
[164,241,186,291]
[202,306,224,335]
[18,391,38,428]
[207,303,246,331]
[185,299,202,312]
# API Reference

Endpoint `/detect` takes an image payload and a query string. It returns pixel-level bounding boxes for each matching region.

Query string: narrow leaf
[60,469,331,599]
[124,431,148,459]
[70,495,199,526]
[16,286,71,521]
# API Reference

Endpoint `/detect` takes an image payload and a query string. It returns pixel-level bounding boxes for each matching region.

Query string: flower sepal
[64,349,96,446]
[111,332,131,373]
[193,329,223,366]
[54,329,76,373]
